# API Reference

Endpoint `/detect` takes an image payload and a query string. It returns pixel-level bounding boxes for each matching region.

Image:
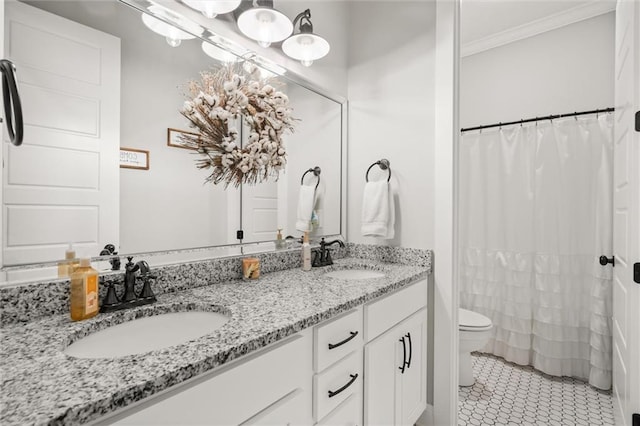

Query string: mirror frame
[0,0,348,279]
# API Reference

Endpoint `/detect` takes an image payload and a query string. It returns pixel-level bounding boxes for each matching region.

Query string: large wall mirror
[1,0,345,281]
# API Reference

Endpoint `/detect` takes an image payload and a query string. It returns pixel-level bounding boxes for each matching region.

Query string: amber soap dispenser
[70,258,99,321]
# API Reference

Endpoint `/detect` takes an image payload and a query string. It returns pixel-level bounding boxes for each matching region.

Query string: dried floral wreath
[180,65,296,187]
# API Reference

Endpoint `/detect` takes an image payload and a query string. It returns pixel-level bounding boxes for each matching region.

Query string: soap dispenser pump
[301,232,311,271]
[275,228,285,249]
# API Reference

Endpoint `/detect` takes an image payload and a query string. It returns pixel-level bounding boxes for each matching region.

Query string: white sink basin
[64,311,230,359]
[324,269,385,280]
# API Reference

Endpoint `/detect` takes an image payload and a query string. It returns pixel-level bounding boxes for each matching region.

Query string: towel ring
[301,166,321,190]
[365,159,391,182]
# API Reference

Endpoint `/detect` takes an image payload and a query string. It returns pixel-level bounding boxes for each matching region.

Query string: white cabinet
[241,388,307,425]
[93,278,428,426]
[95,330,313,426]
[363,279,428,426]
[316,393,362,426]
[313,307,364,426]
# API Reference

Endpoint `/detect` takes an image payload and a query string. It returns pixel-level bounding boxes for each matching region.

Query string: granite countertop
[0,257,430,425]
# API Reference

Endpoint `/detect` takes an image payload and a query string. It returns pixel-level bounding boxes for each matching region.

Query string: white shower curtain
[459,114,613,390]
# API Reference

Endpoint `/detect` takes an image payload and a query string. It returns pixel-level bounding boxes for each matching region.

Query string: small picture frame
[167,127,199,150]
[120,148,149,170]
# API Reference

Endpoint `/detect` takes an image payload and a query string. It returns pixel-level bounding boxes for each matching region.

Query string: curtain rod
[460,107,615,133]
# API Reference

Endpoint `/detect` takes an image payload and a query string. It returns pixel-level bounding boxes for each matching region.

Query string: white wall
[347,1,437,249]
[461,12,615,128]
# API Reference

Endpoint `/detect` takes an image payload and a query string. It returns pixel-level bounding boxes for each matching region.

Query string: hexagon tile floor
[458,353,615,426]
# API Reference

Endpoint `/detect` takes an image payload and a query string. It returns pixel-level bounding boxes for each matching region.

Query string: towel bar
[301,166,321,189]
[365,159,391,182]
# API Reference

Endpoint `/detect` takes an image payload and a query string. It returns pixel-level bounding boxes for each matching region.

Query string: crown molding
[461,1,616,58]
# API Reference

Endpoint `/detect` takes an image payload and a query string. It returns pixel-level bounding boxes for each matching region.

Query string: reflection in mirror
[241,83,342,244]
[1,0,344,282]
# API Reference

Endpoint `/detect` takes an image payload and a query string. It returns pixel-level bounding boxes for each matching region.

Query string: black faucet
[313,238,345,267]
[99,244,120,270]
[100,257,157,313]
[122,257,139,302]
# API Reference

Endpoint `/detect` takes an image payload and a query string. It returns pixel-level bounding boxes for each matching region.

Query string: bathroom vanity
[0,247,431,425]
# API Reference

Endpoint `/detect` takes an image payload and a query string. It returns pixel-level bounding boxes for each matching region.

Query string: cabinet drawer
[313,350,362,421]
[314,307,363,372]
[316,393,362,426]
[364,279,427,342]
[108,332,311,425]
[241,388,306,425]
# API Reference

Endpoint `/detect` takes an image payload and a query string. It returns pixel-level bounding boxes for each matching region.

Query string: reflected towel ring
[0,59,23,146]
[301,166,321,189]
[365,159,391,182]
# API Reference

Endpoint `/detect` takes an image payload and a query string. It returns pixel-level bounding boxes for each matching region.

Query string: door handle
[328,374,358,398]
[328,331,358,350]
[599,255,615,267]
[405,332,412,369]
[399,336,407,374]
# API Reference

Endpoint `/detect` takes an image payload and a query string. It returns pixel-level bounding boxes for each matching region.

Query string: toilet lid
[459,308,492,329]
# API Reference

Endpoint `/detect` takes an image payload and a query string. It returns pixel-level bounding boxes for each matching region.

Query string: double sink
[64,268,385,359]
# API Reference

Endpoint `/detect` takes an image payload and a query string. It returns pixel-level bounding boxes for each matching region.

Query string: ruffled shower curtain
[459,114,613,390]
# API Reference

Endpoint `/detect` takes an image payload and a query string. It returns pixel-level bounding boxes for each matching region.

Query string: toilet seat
[459,308,492,332]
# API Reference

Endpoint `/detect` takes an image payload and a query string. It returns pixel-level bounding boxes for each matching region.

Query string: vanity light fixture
[237,2,292,48]
[242,53,287,77]
[282,9,329,67]
[141,5,203,47]
[182,0,241,19]
[202,41,241,63]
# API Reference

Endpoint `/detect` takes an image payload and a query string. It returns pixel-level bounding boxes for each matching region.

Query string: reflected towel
[296,185,316,232]
[361,180,395,239]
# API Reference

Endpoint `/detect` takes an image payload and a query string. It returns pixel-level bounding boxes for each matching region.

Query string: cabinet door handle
[328,331,359,350]
[399,336,407,374]
[328,373,358,398]
[405,332,412,369]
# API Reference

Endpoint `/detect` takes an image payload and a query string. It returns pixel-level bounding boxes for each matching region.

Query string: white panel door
[399,309,427,426]
[241,180,278,242]
[2,1,120,265]
[613,1,640,425]
[364,322,401,426]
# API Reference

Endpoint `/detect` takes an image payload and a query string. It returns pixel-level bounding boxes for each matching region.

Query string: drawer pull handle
[328,331,359,350]
[399,336,407,374]
[406,332,412,369]
[328,373,359,398]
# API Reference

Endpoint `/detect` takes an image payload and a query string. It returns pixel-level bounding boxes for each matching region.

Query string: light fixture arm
[291,9,313,34]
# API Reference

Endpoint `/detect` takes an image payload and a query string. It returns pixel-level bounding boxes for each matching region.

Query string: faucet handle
[137,273,157,301]
[312,249,322,267]
[325,249,334,266]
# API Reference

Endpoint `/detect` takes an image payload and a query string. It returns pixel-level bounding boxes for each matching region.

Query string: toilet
[459,308,493,386]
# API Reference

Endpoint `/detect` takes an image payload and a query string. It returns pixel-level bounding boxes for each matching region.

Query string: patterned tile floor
[458,353,615,426]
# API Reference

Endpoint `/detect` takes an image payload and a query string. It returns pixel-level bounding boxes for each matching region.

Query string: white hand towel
[296,185,316,232]
[361,180,395,239]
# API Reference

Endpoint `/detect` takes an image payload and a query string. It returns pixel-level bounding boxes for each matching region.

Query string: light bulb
[301,59,313,67]
[166,37,182,47]
[237,7,292,48]
[182,0,241,19]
